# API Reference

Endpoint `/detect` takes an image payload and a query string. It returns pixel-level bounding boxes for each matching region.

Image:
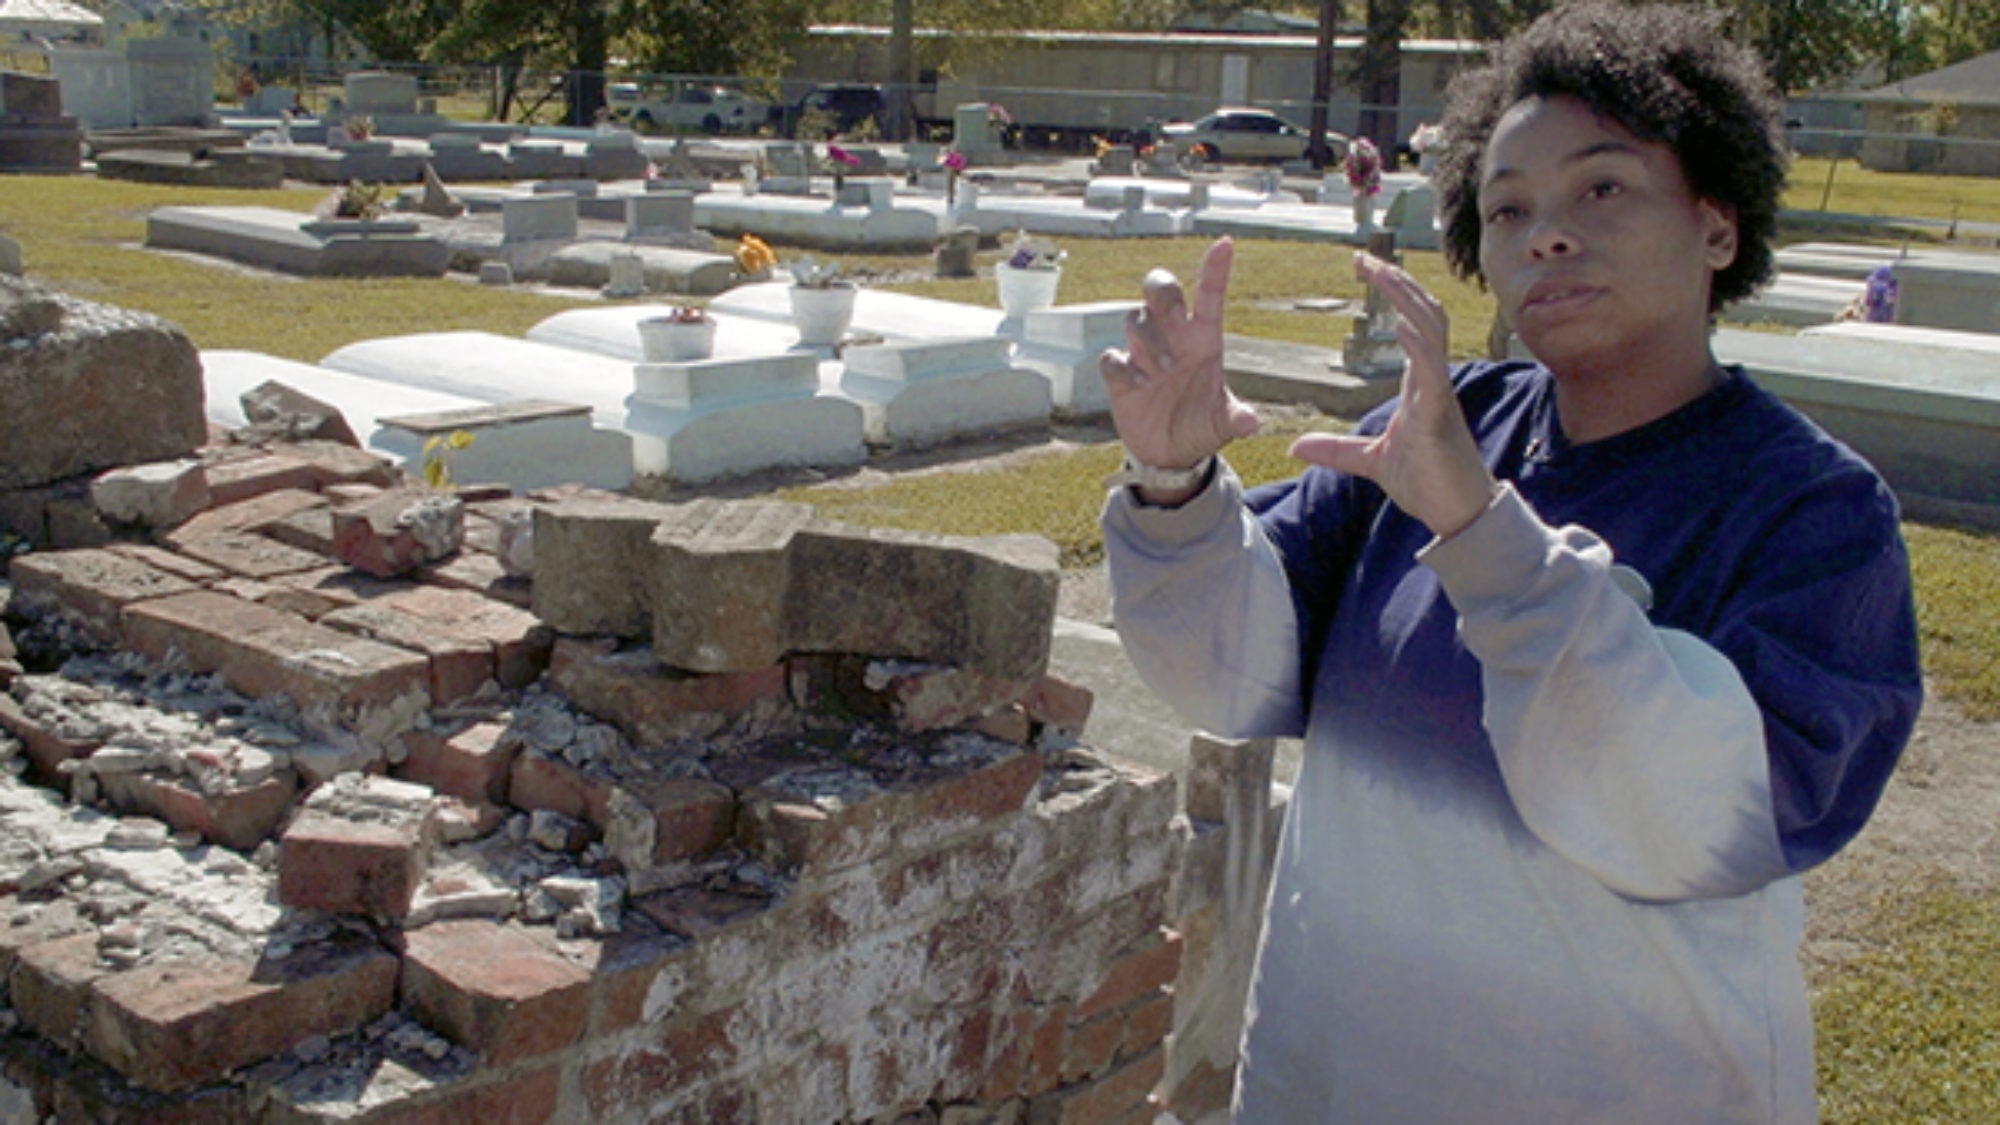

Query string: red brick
[872,664,1033,731]
[421,551,532,609]
[332,490,464,578]
[165,486,326,542]
[1062,1008,1124,1083]
[279,807,434,921]
[0,895,94,979]
[508,751,613,825]
[1032,1047,1166,1125]
[259,505,336,554]
[283,440,401,489]
[1077,930,1183,1020]
[199,452,318,507]
[262,565,417,619]
[897,745,1045,850]
[354,1064,563,1125]
[10,933,109,1047]
[550,639,788,744]
[163,531,328,580]
[99,770,297,852]
[968,704,1033,744]
[1121,990,1176,1058]
[1024,1003,1070,1095]
[398,722,518,804]
[978,1008,1036,1102]
[120,590,429,716]
[399,920,591,1066]
[85,932,397,1092]
[373,585,552,689]
[0,692,102,787]
[619,775,736,864]
[584,929,699,1037]
[582,1006,748,1117]
[321,602,494,704]
[630,885,772,942]
[1024,672,1095,739]
[102,543,225,584]
[7,548,199,644]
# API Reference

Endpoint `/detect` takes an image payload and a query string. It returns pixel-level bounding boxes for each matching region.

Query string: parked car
[608,82,769,134]
[1158,108,1325,164]
[788,83,887,137]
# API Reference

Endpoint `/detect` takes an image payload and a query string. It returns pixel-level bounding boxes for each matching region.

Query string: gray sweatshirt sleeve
[1102,460,1306,740]
[1420,484,1788,902]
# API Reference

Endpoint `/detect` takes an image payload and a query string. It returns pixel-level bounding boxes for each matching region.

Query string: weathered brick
[373,585,551,689]
[98,770,297,852]
[120,590,429,717]
[897,744,1046,853]
[610,775,737,866]
[508,751,613,826]
[164,486,326,542]
[399,920,591,1066]
[283,439,401,488]
[85,932,397,1092]
[321,601,494,705]
[1076,930,1183,1020]
[7,547,199,644]
[89,460,209,529]
[631,885,772,942]
[398,722,518,804]
[11,932,108,1047]
[551,637,789,745]
[332,490,465,578]
[159,530,330,580]
[261,565,417,620]
[199,451,318,507]
[2,1031,253,1125]
[582,1006,752,1118]
[422,550,531,607]
[45,491,113,549]
[529,496,678,636]
[649,501,1060,681]
[0,898,95,989]
[1061,1008,1124,1084]
[870,663,1034,732]
[1022,673,1094,740]
[583,926,699,1037]
[278,792,438,921]
[1120,990,1176,1059]
[1029,1048,1165,1125]
[969,704,1034,745]
[101,543,225,584]
[0,691,102,785]
[258,504,336,555]
[348,1064,563,1125]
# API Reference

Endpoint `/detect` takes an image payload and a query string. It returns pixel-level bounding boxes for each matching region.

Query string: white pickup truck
[607,82,770,134]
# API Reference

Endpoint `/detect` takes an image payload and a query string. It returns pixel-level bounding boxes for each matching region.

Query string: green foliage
[1814,882,2000,1122]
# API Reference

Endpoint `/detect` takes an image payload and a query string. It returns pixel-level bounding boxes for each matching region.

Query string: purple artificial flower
[1863,264,1899,323]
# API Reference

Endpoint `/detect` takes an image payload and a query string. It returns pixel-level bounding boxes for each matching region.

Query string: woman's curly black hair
[1432,1,1789,312]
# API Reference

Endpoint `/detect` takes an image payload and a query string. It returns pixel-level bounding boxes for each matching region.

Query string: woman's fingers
[1191,237,1234,326]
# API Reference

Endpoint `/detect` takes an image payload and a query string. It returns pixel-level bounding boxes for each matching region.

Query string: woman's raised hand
[1099,237,1261,472]
[1290,252,1498,538]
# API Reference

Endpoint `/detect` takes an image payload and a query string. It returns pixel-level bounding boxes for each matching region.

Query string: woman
[1099,3,1922,1120]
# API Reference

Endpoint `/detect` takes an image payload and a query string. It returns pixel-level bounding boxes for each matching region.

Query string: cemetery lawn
[5,172,1999,1120]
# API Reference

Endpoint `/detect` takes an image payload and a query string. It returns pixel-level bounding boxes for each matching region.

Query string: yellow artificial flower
[735,234,778,276]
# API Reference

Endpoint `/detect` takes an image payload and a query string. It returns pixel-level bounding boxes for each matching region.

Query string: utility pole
[888,0,915,141]
[1308,0,1342,167]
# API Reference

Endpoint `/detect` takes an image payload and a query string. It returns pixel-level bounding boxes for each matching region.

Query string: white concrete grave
[622,352,866,482]
[839,337,1053,446]
[693,191,939,251]
[319,331,639,429]
[1892,251,2000,332]
[1802,320,2000,356]
[1724,273,1864,327]
[200,350,632,492]
[1013,300,1138,416]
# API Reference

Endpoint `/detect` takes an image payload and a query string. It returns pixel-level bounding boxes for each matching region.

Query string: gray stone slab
[540,242,735,296]
[145,205,448,277]
[1713,327,2000,514]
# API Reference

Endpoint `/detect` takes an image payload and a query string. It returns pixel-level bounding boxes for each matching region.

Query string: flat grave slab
[146,205,448,278]
[317,331,638,429]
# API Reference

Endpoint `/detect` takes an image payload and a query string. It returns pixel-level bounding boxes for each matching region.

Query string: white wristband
[1103,453,1215,493]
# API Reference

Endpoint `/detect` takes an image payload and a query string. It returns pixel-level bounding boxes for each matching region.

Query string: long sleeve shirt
[1104,361,1922,1123]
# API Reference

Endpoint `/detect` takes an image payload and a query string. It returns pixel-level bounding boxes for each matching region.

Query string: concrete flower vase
[789,284,857,348]
[637,316,716,362]
[995,263,1061,317]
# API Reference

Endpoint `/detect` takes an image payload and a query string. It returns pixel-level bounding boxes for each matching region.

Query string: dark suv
[788,84,886,137]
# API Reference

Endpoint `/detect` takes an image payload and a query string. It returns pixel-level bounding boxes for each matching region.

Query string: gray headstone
[0,232,20,276]
[935,226,979,278]
[626,192,693,238]
[345,71,419,117]
[502,194,579,243]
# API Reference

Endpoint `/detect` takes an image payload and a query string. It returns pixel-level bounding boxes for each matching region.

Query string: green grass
[1815,882,2000,1122]
[1788,155,2000,227]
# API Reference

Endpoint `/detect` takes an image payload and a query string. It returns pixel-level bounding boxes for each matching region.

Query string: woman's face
[1476,94,1737,378]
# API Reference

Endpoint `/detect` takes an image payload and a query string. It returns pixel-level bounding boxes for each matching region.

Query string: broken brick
[399,920,591,1066]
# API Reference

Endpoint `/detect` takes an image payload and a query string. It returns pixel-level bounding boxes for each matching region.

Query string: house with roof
[1854,49,2000,175]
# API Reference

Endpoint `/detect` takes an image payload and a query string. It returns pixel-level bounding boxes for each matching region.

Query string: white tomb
[839,337,1052,446]
[622,353,866,482]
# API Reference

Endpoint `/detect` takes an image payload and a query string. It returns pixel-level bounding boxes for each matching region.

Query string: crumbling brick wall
[0,443,1193,1124]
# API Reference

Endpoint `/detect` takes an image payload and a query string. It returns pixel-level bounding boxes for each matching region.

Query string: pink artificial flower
[987,104,1012,125]
[644,160,660,181]
[944,150,968,172]
[827,144,862,167]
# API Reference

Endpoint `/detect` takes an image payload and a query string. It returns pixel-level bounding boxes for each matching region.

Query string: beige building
[1855,50,2000,176]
